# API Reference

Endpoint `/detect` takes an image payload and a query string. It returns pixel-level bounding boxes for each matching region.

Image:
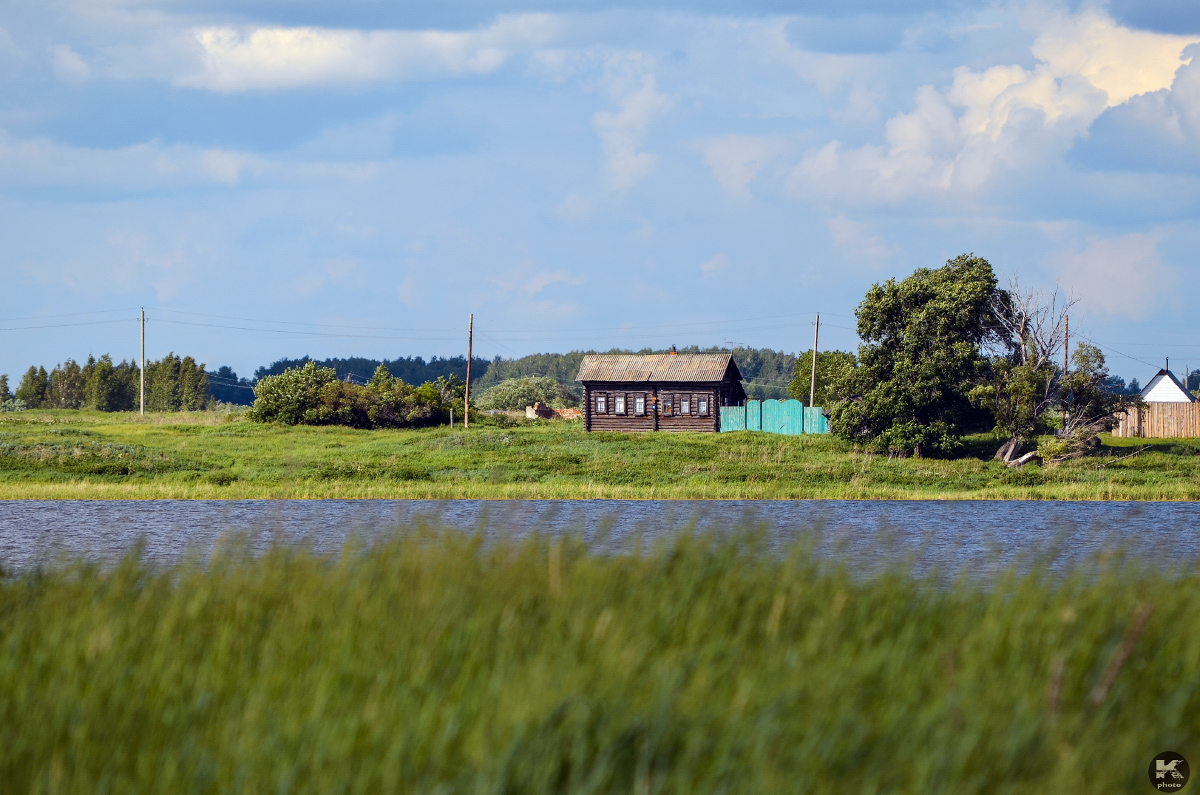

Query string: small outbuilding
[1139,369,1194,403]
[576,352,746,432]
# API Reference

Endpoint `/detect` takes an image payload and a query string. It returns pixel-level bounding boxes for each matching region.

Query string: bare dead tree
[982,280,1079,464]
[988,279,1075,368]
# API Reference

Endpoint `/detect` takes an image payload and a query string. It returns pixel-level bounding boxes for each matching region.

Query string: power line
[0,319,132,332]
[1077,335,1159,370]
[153,318,461,342]
[0,308,140,323]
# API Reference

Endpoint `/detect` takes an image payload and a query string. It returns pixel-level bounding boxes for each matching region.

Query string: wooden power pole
[809,313,820,408]
[464,313,473,429]
[1063,314,1068,375]
[140,308,145,416]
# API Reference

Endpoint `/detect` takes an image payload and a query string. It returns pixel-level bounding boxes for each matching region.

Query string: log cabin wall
[585,381,657,431]
[583,381,722,432]
[656,384,720,432]
[576,353,747,433]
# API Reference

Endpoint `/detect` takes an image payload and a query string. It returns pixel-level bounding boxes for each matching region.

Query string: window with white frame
[634,394,645,415]
[615,394,626,414]
[596,394,607,413]
[698,396,709,415]
[680,397,691,415]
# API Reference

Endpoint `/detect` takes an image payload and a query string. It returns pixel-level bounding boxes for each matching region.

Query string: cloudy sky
[2,0,1199,383]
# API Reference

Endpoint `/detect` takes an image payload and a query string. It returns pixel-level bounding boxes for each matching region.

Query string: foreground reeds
[0,529,1195,793]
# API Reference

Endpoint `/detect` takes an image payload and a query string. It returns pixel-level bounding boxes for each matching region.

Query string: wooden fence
[719,399,829,435]
[1112,403,1200,438]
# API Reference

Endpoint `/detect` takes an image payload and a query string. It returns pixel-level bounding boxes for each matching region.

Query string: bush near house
[474,376,577,411]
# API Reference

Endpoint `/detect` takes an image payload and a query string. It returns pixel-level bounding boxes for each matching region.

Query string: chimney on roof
[670,345,678,355]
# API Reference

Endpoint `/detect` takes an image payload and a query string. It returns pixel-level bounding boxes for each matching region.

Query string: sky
[3,0,1200,385]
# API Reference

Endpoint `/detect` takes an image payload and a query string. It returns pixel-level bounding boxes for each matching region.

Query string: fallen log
[1007,451,1042,468]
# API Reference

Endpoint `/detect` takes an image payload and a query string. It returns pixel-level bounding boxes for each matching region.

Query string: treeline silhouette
[2,354,208,411]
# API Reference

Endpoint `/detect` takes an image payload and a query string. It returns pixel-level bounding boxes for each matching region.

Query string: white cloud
[0,130,376,192]
[523,269,583,295]
[699,253,727,278]
[1055,232,1173,318]
[826,215,891,264]
[789,9,1200,202]
[593,72,671,190]
[172,14,560,92]
[700,135,788,198]
[50,44,90,82]
[1030,9,1198,107]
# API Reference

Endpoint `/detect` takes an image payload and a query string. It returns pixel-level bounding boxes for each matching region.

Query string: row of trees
[249,363,464,429]
[796,255,1135,464]
[1,353,209,412]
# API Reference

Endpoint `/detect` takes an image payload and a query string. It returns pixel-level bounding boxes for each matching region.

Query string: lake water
[3,499,1200,578]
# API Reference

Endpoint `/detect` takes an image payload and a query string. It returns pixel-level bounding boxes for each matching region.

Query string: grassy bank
[0,530,1194,792]
[2,409,1200,500]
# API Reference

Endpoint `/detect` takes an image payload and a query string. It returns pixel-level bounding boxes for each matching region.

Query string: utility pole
[140,308,145,416]
[464,313,473,429]
[809,313,819,408]
[1063,315,1068,375]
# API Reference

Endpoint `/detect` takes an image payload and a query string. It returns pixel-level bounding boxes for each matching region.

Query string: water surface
[3,499,1198,578]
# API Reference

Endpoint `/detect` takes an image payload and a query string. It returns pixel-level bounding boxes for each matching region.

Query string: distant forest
[207,346,800,405]
[472,347,797,400]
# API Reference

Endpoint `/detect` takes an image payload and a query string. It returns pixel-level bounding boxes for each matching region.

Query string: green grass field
[0,529,1194,793]
[2,408,1200,499]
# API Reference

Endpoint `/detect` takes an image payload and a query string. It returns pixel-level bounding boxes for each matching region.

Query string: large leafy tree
[830,254,999,457]
[787,350,857,408]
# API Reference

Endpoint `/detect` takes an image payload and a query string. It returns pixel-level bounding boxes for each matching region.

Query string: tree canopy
[830,254,999,457]
[474,377,577,411]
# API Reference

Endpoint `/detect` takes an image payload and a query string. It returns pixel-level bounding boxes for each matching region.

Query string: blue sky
[3,0,1200,384]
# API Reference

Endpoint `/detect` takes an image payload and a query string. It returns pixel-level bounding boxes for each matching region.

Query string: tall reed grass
[0,529,1195,793]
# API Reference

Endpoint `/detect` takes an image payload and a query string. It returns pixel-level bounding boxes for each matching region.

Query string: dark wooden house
[576,353,746,432]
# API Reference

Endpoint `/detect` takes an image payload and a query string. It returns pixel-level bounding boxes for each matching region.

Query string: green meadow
[0,529,1195,793]
[1,408,1199,499]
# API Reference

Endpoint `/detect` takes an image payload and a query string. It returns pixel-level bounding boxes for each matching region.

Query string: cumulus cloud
[699,253,727,278]
[171,14,559,92]
[826,215,891,264]
[593,72,672,190]
[523,269,584,295]
[49,44,90,82]
[700,135,788,198]
[0,130,376,193]
[1055,232,1174,318]
[789,9,1200,202]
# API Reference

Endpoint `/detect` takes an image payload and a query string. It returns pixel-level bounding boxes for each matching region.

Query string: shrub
[250,363,459,429]
[474,376,576,411]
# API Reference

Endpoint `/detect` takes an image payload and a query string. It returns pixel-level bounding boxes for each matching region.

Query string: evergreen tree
[84,355,138,412]
[15,366,50,408]
[146,353,209,411]
[0,374,10,402]
[48,359,86,409]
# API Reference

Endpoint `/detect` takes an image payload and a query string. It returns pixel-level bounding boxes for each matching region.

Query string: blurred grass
[3,409,1200,499]
[0,529,1194,793]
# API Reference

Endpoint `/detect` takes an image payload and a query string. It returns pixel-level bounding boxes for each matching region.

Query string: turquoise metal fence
[719,398,829,435]
[745,400,762,431]
[804,406,829,434]
[760,399,804,435]
[719,405,745,431]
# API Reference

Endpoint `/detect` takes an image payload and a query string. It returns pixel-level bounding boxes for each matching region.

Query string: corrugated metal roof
[575,353,739,383]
